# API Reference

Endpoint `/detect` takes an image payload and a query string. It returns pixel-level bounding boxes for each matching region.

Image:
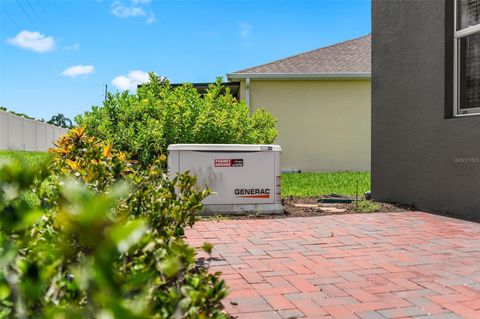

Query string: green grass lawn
[0,150,370,198]
[0,150,52,165]
[281,171,370,197]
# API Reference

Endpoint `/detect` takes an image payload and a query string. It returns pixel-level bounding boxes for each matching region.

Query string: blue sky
[0,0,371,120]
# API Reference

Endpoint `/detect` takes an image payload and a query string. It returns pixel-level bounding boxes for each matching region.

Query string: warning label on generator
[214,159,244,167]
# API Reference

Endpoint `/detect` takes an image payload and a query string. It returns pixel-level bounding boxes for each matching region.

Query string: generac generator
[167,144,284,215]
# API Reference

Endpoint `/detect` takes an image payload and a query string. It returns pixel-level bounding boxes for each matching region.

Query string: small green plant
[351,199,381,213]
[200,214,229,222]
[76,73,278,167]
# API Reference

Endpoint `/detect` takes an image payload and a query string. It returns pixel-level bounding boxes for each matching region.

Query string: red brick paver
[186,212,480,318]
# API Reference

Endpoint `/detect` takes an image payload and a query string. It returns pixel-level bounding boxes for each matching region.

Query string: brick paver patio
[186,212,480,319]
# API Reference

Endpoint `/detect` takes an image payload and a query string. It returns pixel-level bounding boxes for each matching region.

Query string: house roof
[228,34,371,80]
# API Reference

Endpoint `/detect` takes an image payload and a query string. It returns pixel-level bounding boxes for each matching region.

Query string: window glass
[459,33,480,110]
[458,0,480,30]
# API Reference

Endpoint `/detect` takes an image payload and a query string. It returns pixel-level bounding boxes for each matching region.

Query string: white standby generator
[167,144,284,215]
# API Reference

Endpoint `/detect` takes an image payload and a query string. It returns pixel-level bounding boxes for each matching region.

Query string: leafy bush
[351,200,381,213]
[48,127,132,193]
[75,74,278,166]
[0,130,228,318]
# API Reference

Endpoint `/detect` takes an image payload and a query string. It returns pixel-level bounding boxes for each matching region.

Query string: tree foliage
[75,73,278,166]
[0,129,228,318]
[47,113,74,129]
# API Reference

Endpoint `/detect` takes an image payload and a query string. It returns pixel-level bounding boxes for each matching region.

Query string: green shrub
[75,74,278,166]
[48,127,133,193]
[351,200,381,213]
[0,130,228,318]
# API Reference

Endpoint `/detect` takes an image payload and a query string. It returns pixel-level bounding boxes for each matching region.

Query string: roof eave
[226,72,371,80]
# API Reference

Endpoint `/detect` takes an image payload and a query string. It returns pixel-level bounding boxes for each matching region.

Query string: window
[455,0,480,116]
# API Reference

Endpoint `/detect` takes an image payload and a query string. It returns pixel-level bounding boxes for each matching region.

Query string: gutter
[227,72,371,81]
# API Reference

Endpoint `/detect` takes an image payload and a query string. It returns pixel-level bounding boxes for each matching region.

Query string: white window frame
[454,0,480,116]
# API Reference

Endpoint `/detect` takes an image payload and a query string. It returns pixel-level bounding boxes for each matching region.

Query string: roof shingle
[233,34,371,74]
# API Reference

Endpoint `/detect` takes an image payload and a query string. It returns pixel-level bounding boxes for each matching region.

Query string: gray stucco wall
[372,0,480,220]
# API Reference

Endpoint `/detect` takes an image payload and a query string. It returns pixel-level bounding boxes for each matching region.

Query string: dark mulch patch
[285,196,409,217]
[202,197,411,220]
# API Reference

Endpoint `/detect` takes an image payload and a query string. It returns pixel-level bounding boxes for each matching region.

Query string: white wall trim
[245,77,251,108]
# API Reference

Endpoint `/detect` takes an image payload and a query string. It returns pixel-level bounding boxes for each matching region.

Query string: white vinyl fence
[0,110,68,152]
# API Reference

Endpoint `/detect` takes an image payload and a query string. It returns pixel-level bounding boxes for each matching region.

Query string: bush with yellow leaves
[1,129,228,318]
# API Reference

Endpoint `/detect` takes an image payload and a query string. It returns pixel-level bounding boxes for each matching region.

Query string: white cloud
[111,0,155,23]
[7,30,55,53]
[111,70,150,91]
[65,43,80,51]
[238,22,253,47]
[238,22,252,39]
[132,0,151,4]
[111,4,146,18]
[146,12,156,24]
[61,65,95,78]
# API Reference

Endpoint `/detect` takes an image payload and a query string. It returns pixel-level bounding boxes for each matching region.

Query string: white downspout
[245,77,251,109]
